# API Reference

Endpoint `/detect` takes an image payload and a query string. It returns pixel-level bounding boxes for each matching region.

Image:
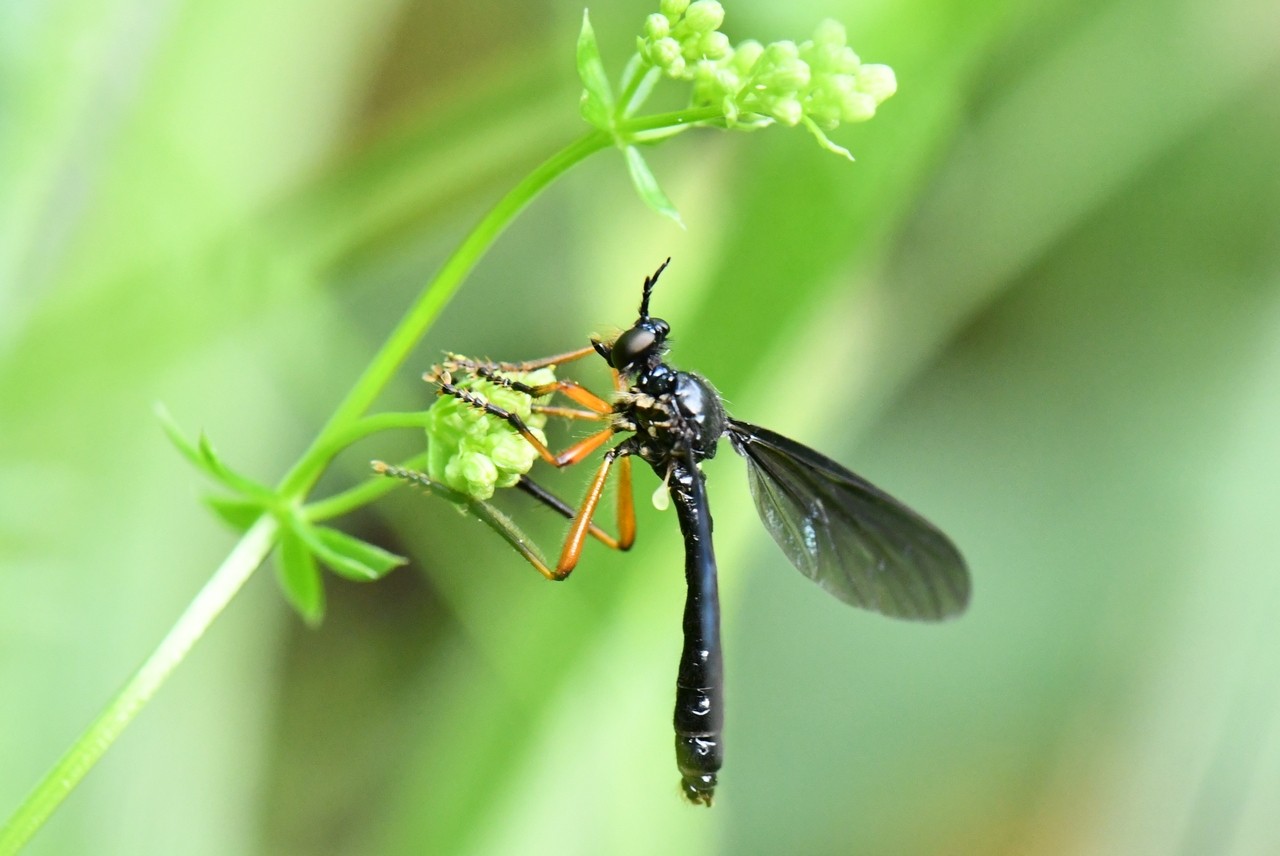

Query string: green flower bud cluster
[423,367,556,500]
[640,0,730,79]
[796,20,896,129]
[637,5,896,136]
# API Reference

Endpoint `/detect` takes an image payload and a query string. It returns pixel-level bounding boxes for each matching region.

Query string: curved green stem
[0,517,280,856]
[306,412,436,471]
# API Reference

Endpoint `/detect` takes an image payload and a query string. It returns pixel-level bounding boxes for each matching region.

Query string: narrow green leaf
[623,146,684,227]
[311,525,406,582]
[155,404,275,501]
[288,514,401,582]
[277,526,325,626]
[156,403,213,476]
[203,495,267,533]
[196,433,275,500]
[577,10,614,130]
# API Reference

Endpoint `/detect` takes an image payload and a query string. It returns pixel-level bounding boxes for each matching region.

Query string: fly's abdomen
[669,460,724,806]
[674,647,723,805]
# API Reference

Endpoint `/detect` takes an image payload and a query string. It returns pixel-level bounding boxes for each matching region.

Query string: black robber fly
[411,260,970,806]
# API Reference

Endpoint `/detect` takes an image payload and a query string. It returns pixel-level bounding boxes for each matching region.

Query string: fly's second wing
[727,420,970,621]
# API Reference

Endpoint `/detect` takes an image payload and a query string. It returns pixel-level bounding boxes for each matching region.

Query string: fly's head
[594,316,670,376]
[592,258,673,377]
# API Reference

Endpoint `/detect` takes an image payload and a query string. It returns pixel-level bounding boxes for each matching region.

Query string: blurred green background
[3,0,1279,853]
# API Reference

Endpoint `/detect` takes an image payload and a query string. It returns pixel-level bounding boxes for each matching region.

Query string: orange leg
[523,452,636,574]
[615,456,637,550]
[466,370,614,415]
[516,476,628,551]
[444,345,597,374]
[555,449,634,578]
[532,404,610,421]
[525,379,613,413]
[550,427,615,467]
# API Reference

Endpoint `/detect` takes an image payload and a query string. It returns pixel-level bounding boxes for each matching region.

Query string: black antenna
[639,257,672,318]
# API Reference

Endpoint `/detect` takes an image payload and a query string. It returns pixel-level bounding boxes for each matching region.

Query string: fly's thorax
[616,368,727,470]
[671,372,728,448]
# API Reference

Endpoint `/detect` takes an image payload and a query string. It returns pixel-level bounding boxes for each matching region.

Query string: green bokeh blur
[3,0,1279,853]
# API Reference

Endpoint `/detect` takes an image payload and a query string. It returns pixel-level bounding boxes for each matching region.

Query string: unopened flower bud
[806,76,850,126]
[449,452,498,500]
[716,67,741,93]
[700,30,731,60]
[770,95,804,126]
[805,42,844,73]
[660,0,690,18]
[856,63,897,104]
[645,13,671,41]
[764,40,799,65]
[684,0,725,34]
[489,437,530,476]
[841,91,878,122]
[731,39,764,74]
[693,58,719,84]
[766,56,811,91]
[652,36,683,70]
[835,46,861,74]
[813,19,847,48]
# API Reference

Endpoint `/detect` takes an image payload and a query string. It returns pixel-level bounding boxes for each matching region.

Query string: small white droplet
[652,464,673,511]
[652,483,670,511]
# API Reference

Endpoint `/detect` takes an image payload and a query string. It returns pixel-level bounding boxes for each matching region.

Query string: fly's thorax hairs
[615,390,660,410]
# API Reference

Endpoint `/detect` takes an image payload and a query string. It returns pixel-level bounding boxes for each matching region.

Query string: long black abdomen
[669,459,724,806]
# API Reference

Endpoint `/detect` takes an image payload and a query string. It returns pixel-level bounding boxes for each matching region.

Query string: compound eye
[611,326,655,369]
[653,318,670,336]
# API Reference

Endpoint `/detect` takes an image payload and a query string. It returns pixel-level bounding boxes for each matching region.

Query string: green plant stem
[0,516,280,856]
[618,105,725,134]
[311,412,436,465]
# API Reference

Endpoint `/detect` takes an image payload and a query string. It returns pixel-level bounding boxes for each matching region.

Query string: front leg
[441,350,616,415]
[442,345,596,375]
[431,370,616,468]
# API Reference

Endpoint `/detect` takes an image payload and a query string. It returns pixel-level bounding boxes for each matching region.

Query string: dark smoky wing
[727,420,970,621]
